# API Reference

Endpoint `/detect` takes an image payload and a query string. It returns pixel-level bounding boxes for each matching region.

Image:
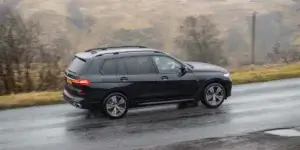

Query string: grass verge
[231,62,300,84]
[1,62,300,110]
[0,92,62,110]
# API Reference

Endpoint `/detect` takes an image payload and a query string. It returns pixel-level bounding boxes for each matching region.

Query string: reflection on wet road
[1,78,300,150]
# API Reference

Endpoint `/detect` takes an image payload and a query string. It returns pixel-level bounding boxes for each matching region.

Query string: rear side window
[67,57,86,74]
[123,56,156,75]
[101,59,117,75]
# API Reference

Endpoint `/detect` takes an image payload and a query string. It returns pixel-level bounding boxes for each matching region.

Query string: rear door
[117,56,162,104]
[84,57,119,100]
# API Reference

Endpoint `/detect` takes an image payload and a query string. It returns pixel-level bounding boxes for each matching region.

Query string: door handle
[161,76,168,80]
[120,76,128,81]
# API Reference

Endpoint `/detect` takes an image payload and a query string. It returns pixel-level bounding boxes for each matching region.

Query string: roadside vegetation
[231,62,300,84]
[0,92,62,110]
[1,7,300,110]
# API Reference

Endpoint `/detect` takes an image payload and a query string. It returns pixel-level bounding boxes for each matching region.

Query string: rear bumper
[63,89,87,109]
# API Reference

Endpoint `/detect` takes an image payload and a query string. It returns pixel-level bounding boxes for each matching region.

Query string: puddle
[264,129,300,137]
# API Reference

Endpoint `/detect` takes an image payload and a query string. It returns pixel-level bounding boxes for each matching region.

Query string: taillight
[72,79,90,86]
[79,91,86,95]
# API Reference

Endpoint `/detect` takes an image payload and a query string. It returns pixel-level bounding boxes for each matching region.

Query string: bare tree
[175,15,226,65]
[267,41,282,63]
[35,36,71,91]
[0,7,61,94]
[267,41,300,63]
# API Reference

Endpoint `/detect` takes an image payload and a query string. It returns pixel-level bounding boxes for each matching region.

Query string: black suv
[63,46,232,119]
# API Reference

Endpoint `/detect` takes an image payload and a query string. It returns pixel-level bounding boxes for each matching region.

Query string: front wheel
[201,83,226,108]
[102,93,128,119]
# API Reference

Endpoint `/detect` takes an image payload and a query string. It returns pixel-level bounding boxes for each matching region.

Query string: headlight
[224,72,230,78]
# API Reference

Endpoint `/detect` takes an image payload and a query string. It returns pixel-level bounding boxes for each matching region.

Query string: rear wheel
[102,93,128,119]
[201,83,226,108]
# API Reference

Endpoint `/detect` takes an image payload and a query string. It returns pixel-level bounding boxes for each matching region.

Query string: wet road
[1,78,300,150]
[144,129,300,150]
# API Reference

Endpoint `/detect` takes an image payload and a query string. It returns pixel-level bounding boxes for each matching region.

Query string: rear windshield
[67,57,86,74]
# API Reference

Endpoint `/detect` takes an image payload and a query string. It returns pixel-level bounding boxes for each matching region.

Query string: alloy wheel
[105,95,127,118]
[205,85,225,106]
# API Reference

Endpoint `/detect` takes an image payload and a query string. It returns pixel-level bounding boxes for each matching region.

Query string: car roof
[94,48,161,56]
[74,46,164,60]
[82,46,161,57]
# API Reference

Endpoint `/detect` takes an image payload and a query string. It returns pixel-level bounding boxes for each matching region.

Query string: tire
[102,93,128,119]
[201,83,226,108]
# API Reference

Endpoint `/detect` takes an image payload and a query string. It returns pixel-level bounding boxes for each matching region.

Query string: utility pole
[251,12,257,64]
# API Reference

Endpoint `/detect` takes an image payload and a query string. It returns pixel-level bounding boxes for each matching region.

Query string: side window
[117,58,127,75]
[123,56,156,75]
[101,59,117,75]
[152,56,182,74]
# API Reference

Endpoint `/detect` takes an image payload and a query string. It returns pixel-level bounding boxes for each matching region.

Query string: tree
[267,41,300,63]
[175,15,225,65]
[0,7,38,93]
[0,7,60,94]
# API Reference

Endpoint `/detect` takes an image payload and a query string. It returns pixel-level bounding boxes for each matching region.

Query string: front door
[151,55,198,100]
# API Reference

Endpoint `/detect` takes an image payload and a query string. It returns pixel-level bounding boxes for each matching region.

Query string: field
[10,0,296,54]
[1,62,300,110]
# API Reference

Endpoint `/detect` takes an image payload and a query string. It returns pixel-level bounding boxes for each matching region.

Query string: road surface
[1,78,300,150]
[142,129,300,150]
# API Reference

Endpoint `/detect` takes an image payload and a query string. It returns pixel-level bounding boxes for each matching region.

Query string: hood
[184,61,228,73]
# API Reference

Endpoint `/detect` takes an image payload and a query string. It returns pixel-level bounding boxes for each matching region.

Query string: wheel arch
[194,78,229,100]
[101,90,129,105]
[101,90,129,119]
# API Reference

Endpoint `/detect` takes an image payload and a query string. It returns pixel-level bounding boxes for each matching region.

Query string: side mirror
[178,66,188,77]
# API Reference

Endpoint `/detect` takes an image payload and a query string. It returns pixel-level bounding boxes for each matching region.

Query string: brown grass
[0,91,62,110]
[231,62,300,84]
[1,62,300,110]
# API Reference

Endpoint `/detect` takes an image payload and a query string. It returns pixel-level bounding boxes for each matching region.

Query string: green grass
[1,62,300,110]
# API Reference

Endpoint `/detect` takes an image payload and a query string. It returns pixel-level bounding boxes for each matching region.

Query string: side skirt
[131,99,194,108]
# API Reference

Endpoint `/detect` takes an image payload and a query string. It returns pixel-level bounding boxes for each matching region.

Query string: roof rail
[85,45,147,52]
[85,48,100,53]
[95,49,162,57]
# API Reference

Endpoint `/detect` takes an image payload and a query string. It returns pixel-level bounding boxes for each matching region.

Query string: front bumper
[225,81,232,98]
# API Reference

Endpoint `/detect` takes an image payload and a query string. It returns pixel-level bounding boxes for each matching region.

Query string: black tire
[102,93,128,119]
[201,83,226,108]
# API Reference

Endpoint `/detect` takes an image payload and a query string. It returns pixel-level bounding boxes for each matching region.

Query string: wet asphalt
[1,78,300,150]
[143,130,300,150]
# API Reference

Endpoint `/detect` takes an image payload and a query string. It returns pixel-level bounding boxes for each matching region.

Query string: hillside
[1,0,299,62]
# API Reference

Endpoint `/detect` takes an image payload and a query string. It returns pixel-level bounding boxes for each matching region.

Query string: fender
[194,77,231,101]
